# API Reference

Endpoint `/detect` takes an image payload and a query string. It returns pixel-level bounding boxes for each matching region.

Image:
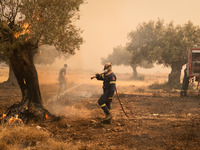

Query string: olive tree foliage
[153,21,200,85]
[1,0,84,85]
[101,45,153,79]
[127,19,164,65]
[0,0,84,121]
[101,46,130,66]
[127,19,200,86]
[0,0,84,53]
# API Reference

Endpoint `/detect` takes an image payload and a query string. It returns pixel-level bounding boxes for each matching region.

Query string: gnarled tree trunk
[130,64,138,79]
[168,64,183,86]
[1,42,56,124]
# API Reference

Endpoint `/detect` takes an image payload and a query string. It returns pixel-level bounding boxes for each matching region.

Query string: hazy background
[43,0,200,74]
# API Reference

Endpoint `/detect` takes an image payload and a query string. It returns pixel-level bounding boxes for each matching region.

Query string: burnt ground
[0,79,200,150]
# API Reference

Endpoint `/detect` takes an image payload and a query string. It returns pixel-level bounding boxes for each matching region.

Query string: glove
[95,73,100,78]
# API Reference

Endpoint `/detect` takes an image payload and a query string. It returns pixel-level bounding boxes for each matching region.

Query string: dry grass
[0,126,78,150]
[2,67,199,149]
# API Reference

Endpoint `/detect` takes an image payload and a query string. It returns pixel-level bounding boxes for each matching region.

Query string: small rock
[36,125,41,130]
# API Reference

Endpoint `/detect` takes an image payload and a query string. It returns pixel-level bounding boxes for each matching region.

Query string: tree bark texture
[130,64,138,79]
[9,47,42,104]
[168,64,183,86]
[0,43,56,124]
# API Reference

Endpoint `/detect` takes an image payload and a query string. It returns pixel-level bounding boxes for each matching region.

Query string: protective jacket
[96,72,116,115]
[96,72,116,99]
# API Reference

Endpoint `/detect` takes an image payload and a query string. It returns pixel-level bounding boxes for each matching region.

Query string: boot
[103,112,112,121]
[102,112,112,124]
[180,91,184,97]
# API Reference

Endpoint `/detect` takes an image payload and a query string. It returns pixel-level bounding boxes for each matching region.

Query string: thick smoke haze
[2,0,199,76]
[65,0,200,74]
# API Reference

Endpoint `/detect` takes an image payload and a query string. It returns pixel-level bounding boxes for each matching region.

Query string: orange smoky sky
[66,0,200,74]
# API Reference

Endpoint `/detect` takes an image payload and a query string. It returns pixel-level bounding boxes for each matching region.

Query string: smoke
[49,105,92,119]
[33,45,103,119]
[44,82,101,119]
[34,45,59,65]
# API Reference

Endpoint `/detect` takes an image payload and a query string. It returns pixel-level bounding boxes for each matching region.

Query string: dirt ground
[0,66,200,150]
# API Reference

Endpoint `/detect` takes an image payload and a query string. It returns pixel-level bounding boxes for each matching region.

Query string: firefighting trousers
[182,76,189,91]
[98,94,112,114]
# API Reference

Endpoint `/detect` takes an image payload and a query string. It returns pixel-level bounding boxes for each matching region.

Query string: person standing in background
[180,64,190,97]
[58,64,67,95]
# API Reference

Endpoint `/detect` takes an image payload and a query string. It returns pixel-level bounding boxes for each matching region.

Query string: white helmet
[104,62,112,72]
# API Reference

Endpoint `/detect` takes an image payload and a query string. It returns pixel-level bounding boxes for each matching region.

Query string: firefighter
[95,62,117,122]
[58,64,67,95]
[180,64,190,97]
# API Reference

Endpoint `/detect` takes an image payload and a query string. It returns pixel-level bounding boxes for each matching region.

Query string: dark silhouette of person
[180,65,190,97]
[58,64,67,95]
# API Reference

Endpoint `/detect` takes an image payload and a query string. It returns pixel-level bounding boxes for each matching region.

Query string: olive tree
[154,21,200,85]
[0,0,84,123]
[101,45,153,79]
[127,19,200,86]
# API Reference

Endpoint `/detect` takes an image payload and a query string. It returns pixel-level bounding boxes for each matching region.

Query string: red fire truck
[188,46,200,89]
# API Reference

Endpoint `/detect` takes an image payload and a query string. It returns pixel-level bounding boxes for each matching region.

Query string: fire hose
[115,88,129,117]
[91,75,129,118]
